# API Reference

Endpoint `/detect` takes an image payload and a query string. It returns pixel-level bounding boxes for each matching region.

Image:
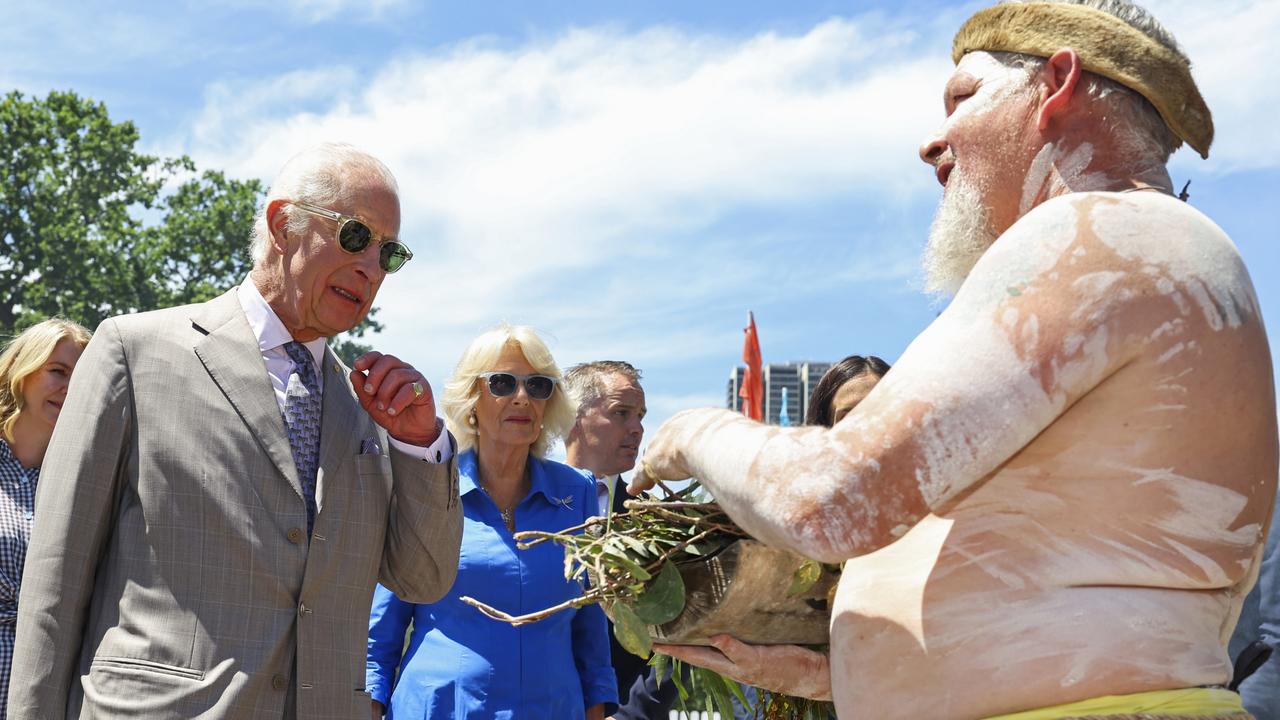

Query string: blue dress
[367,449,618,719]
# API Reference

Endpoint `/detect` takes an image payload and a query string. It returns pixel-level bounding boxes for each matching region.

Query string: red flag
[739,311,763,421]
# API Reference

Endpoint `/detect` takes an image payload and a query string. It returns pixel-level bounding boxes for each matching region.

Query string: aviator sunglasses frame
[286,200,414,273]
[477,372,559,401]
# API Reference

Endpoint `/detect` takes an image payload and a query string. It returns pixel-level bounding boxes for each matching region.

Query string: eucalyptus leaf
[650,652,669,690]
[724,673,749,706]
[788,560,823,597]
[615,533,651,557]
[610,602,653,658]
[631,561,686,625]
[705,670,735,720]
[670,658,689,700]
[613,554,653,582]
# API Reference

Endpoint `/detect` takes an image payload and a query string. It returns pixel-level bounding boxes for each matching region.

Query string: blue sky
[4,0,1276,451]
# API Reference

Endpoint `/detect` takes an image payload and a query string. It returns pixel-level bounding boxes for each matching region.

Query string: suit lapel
[191,290,303,501]
[612,476,629,514]
[315,345,361,515]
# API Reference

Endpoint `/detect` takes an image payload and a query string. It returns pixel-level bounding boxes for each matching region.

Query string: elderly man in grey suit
[8,143,463,720]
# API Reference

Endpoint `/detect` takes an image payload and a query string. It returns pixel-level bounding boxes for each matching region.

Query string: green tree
[0,90,174,329]
[139,164,262,310]
[0,90,385,356]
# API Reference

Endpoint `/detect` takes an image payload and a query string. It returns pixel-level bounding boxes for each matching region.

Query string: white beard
[923,169,996,297]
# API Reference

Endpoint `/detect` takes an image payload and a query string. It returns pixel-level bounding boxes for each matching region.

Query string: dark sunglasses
[287,200,414,273]
[478,372,558,401]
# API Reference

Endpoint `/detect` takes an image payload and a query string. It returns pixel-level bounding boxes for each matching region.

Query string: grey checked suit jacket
[7,290,462,719]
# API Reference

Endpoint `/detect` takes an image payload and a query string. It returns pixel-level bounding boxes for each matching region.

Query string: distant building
[727,361,832,426]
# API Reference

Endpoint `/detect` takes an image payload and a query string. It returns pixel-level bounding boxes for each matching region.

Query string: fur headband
[952,2,1213,158]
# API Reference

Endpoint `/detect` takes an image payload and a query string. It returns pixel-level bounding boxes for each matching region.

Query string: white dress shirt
[595,474,620,517]
[237,277,451,463]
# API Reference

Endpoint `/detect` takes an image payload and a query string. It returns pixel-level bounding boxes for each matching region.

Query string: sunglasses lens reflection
[338,220,373,253]
[526,376,554,400]
[381,243,411,273]
[487,373,517,397]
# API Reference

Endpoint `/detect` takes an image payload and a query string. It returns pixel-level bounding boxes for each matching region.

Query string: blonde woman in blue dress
[368,324,616,719]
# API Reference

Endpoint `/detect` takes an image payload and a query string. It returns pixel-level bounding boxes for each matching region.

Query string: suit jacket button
[272,674,287,691]
[287,527,304,544]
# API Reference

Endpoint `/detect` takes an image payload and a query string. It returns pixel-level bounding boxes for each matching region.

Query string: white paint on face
[951,52,1028,119]
[924,53,1035,296]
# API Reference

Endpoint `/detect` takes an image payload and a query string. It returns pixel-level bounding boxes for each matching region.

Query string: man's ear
[1038,48,1083,131]
[265,198,291,254]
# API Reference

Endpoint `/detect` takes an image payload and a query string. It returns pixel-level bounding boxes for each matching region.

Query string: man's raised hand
[351,351,442,446]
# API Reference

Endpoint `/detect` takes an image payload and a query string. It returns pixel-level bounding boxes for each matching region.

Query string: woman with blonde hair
[367,324,616,719]
[0,318,91,707]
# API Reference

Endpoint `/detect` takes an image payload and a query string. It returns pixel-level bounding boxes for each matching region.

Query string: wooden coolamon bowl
[642,539,838,646]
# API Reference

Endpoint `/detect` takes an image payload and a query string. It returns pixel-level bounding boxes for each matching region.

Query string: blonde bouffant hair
[442,324,577,458]
[0,319,92,442]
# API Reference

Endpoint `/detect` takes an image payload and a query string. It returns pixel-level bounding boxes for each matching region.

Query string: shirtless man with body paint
[631,2,1277,718]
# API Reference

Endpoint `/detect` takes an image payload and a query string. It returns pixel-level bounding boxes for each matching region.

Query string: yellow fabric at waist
[983,688,1245,719]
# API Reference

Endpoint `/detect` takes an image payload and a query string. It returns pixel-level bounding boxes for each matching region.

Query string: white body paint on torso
[828,192,1275,718]
[658,192,1276,719]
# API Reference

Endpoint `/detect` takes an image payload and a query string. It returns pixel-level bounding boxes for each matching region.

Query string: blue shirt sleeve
[367,583,414,706]
[570,482,619,714]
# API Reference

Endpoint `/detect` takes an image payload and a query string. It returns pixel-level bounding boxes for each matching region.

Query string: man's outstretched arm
[634,196,1137,563]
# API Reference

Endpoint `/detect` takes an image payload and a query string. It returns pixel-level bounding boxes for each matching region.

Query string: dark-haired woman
[805,355,891,427]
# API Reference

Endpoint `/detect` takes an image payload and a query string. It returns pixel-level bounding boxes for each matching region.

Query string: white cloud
[1140,0,1280,172]
[163,3,1279,423]
[174,18,948,386]
[220,0,409,23]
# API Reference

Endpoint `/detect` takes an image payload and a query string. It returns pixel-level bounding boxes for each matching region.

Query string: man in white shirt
[564,361,670,720]
[10,143,462,720]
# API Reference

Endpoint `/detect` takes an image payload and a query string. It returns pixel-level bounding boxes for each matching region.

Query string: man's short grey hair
[249,143,399,266]
[997,0,1187,163]
[564,361,643,414]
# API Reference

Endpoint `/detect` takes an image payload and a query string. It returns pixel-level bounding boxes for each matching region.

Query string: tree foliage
[0,90,385,358]
[0,90,260,331]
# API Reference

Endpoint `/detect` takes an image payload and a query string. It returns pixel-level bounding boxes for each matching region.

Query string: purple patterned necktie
[283,341,322,535]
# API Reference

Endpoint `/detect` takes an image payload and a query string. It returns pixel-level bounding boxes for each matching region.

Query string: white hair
[923,157,999,295]
[249,142,400,266]
[997,0,1187,162]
